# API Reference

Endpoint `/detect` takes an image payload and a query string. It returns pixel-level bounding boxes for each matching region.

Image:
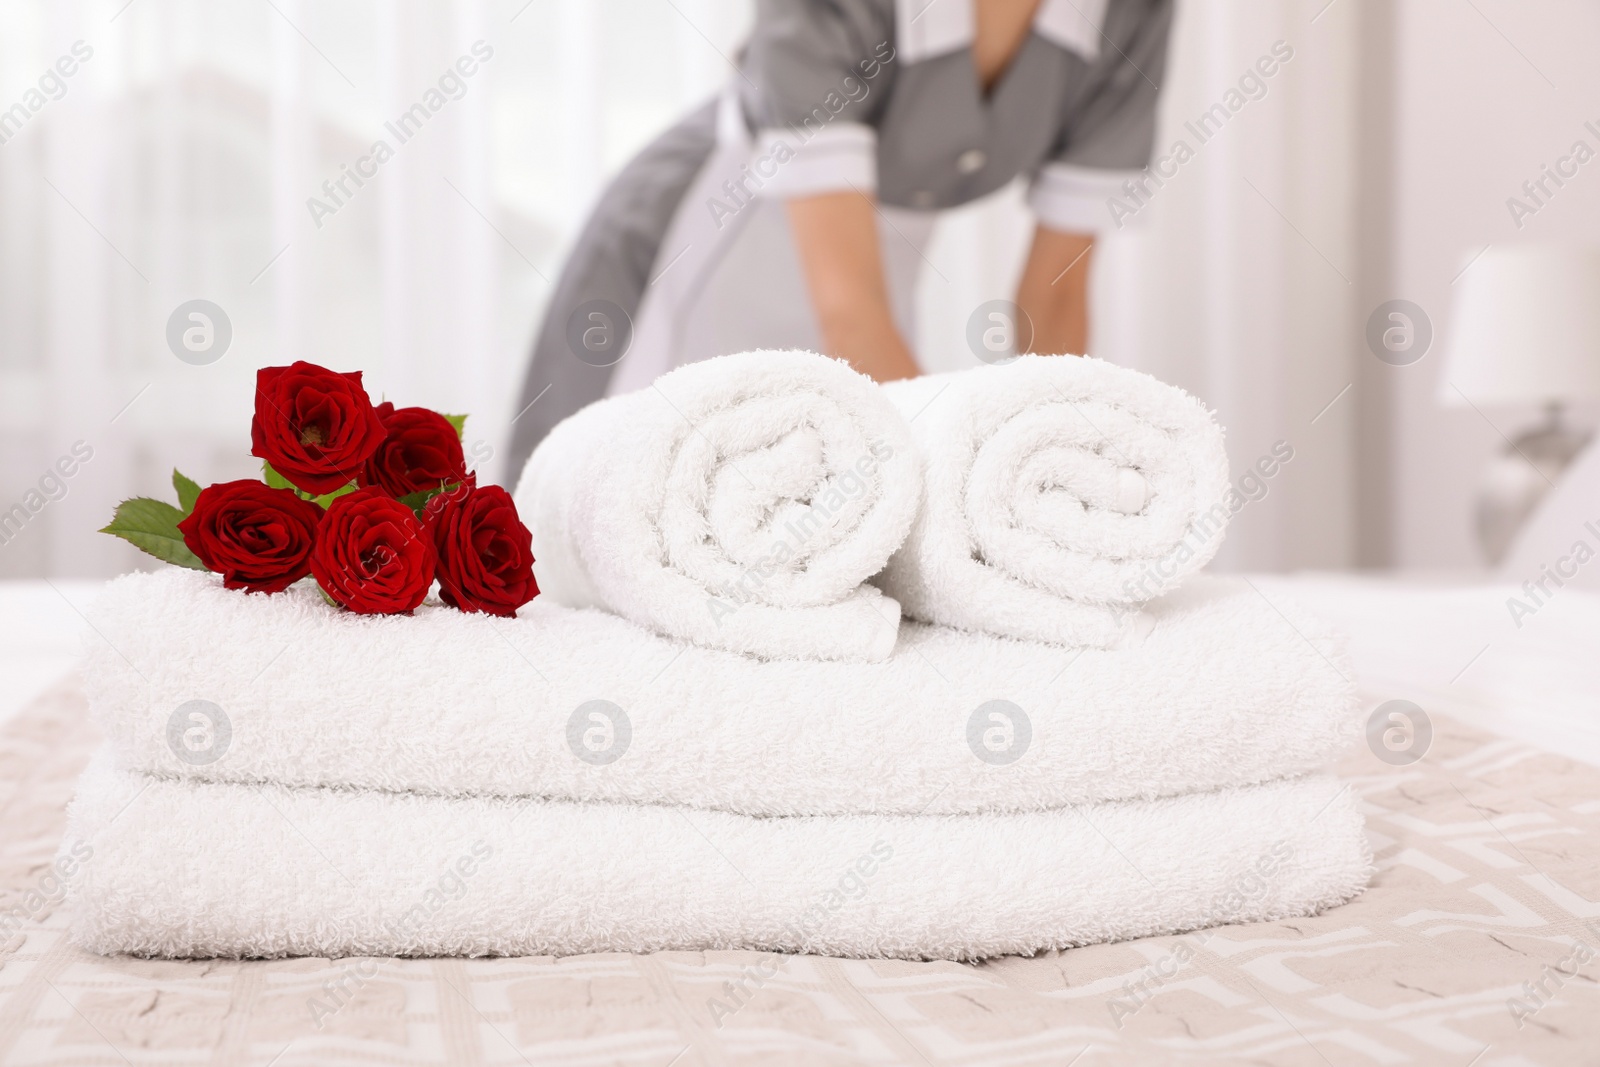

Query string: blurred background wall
[1379,2,1600,569]
[1,0,1597,579]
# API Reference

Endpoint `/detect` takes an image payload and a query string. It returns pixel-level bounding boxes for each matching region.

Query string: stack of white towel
[64,350,1370,961]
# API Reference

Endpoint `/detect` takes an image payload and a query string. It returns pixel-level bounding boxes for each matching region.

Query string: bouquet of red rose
[101,361,539,617]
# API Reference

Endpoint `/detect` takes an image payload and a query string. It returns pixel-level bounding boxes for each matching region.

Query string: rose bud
[425,484,539,617]
[359,403,475,498]
[310,487,436,614]
[177,480,324,593]
[250,361,387,495]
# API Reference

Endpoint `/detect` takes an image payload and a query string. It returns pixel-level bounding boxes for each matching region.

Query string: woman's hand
[787,191,921,382]
[1015,226,1094,356]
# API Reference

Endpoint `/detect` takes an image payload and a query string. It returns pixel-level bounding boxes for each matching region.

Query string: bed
[1,575,1596,1065]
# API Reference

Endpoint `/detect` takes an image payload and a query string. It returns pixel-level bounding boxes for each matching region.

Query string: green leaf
[100,498,207,570]
[396,488,432,513]
[262,461,296,492]
[172,469,202,514]
[397,481,462,516]
[311,482,358,509]
[442,414,466,438]
[264,461,354,503]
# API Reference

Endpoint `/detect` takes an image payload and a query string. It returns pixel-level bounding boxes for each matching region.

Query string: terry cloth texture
[878,356,1231,648]
[63,753,1369,962]
[15,678,1597,1063]
[82,568,1357,815]
[513,349,922,662]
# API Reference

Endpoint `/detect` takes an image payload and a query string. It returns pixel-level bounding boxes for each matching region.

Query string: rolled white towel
[515,350,921,661]
[878,356,1231,647]
[64,755,1370,961]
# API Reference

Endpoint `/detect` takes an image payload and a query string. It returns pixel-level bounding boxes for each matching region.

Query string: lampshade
[1441,243,1600,407]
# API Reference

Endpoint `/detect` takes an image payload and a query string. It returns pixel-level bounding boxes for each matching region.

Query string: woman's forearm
[786,191,921,382]
[1015,226,1094,356]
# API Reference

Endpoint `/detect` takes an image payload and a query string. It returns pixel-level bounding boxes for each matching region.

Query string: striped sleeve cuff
[753,122,877,199]
[1028,162,1146,234]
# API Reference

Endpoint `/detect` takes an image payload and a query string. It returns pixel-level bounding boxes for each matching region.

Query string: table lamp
[1442,243,1600,564]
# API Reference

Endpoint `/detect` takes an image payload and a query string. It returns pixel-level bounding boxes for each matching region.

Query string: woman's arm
[786,191,921,382]
[1015,226,1095,356]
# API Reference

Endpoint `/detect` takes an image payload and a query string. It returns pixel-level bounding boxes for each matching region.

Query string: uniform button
[957,149,986,174]
[910,190,936,209]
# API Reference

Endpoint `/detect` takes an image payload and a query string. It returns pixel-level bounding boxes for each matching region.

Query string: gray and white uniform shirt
[507,0,1172,476]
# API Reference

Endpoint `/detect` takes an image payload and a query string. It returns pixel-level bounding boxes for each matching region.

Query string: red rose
[359,403,475,498]
[311,488,436,614]
[250,361,387,495]
[426,484,539,617]
[177,480,324,593]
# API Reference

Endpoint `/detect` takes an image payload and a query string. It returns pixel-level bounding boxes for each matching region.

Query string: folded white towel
[83,568,1357,815]
[64,755,1369,961]
[513,349,921,661]
[878,357,1231,647]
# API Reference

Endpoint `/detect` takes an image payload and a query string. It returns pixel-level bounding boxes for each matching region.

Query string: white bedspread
[1253,572,1600,768]
[8,571,1598,767]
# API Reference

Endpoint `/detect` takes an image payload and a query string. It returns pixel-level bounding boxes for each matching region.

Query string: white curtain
[1,0,1357,579]
[0,0,752,579]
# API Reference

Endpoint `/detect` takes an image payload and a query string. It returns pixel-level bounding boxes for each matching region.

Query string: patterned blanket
[1,681,1597,1065]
